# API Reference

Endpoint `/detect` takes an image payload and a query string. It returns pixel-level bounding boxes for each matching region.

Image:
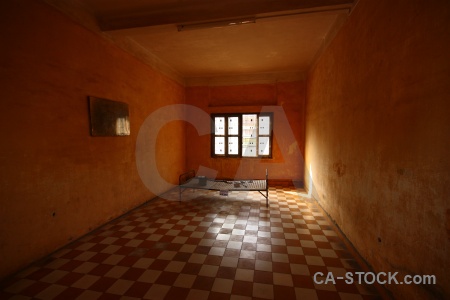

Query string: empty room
[0,0,449,299]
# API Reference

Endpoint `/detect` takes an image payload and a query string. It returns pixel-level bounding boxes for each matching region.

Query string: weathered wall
[186,81,305,183]
[305,0,450,298]
[0,0,185,280]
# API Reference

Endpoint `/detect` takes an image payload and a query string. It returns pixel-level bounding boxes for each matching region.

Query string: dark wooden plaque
[89,96,130,136]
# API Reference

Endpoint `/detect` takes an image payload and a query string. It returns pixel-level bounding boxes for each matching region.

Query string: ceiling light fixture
[177,18,256,31]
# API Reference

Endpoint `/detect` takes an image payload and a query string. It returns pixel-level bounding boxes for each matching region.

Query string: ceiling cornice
[185,71,306,87]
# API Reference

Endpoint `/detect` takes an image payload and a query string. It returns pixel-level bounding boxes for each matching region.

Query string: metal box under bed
[179,170,269,207]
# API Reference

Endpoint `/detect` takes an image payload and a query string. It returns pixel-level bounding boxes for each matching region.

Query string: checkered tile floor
[0,187,382,299]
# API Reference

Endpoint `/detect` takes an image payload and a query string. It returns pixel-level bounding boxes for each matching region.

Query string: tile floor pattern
[0,187,382,300]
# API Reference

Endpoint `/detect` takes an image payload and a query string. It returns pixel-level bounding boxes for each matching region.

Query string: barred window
[212,113,273,158]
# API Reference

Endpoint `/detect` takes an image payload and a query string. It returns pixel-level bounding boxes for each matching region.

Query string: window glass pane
[259,116,270,135]
[215,117,225,135]
[242,137,257,157]
[242,138,257,146]
[259,137,270,155]
[242,114,257,138]
[215,137,225,155]
[242,146,257,157]
[228,137,238,154]
[228,117,239,135]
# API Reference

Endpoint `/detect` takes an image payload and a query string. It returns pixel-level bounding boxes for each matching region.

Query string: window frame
[211,112,273,158]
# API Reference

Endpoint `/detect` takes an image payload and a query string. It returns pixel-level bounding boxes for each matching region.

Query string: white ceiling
[46,0,356,82]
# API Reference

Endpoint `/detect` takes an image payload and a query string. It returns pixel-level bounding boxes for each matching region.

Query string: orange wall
[185,81,305,183]
[305,0,450,298]
[0,0,185,280]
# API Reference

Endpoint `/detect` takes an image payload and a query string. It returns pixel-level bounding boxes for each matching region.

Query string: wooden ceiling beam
[97,0,355,31]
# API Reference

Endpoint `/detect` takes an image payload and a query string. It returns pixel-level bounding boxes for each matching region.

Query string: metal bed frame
[179,169,269,207]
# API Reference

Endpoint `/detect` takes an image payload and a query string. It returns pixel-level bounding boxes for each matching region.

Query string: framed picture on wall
[88,96,130,136]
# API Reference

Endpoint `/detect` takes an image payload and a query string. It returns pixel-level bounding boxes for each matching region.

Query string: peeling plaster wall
[305,0,450,298]
[185,82,305,183]
[0,0,185,280]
